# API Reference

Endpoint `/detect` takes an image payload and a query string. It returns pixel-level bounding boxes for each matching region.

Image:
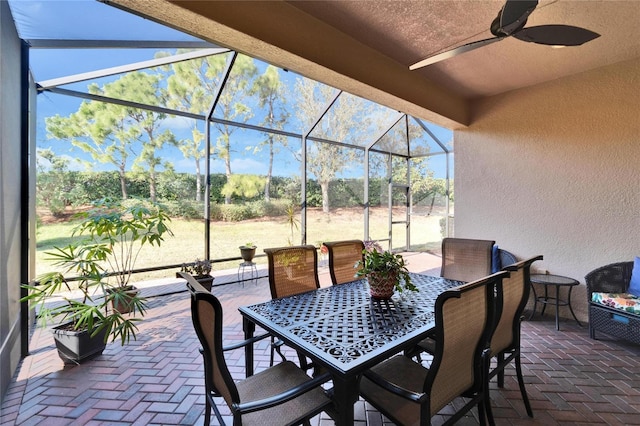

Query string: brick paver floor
[2,253,639,425]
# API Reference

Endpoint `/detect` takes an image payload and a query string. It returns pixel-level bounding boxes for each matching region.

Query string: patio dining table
[239,273,463,425]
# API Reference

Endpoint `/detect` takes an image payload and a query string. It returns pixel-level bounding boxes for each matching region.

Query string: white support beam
[38,48,229,89]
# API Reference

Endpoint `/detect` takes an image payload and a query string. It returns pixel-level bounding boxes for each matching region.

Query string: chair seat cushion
[591,292,640,315]
[237,361,331,426]
[360,355,428,426]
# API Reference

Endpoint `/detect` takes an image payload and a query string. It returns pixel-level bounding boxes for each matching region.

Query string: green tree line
[36,167,449,221]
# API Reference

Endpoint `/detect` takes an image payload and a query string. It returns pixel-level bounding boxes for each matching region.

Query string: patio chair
[323,239,364,285]
[499,249,518,269]
[265,245,320,298]
[264,245,320,368]
[485,255,542,419]
[441,237,495,282]
[182,272,333,426]
[359,271,508,426]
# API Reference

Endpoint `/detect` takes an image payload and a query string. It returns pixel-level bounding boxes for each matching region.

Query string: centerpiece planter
[356,241,417,300]
[367,271,399,300]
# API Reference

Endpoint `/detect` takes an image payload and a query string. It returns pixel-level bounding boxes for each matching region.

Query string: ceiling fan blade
[494,0,538,36]
[409,37,504,70]
[513,25,601,46]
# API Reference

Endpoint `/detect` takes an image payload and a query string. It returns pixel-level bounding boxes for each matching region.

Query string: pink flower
[364,240,383,253]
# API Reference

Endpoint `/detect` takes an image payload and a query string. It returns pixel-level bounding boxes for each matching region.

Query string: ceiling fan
[409,0,600,70]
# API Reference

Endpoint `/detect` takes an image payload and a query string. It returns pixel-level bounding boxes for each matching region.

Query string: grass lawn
[35,207,446,283]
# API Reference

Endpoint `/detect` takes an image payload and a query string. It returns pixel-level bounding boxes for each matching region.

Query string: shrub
[162,200,204,219]
[209,203,223,221]
[219,204,253,222]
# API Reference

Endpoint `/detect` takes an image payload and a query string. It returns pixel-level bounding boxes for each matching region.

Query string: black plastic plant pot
[51,322,109,365]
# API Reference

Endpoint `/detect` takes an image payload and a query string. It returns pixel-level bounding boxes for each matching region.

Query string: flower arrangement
[355,245,417,299]
[181,258,212,276]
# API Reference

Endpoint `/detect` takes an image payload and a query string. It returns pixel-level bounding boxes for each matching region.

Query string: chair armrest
[223,332,271,352]
[233,371,332,414]
[362,369,427,404]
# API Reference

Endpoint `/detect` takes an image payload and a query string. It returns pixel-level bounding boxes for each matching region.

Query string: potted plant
[355,245,417,300]
[179,258,214,291]
[21,198,173,364]
[239,243,257,263]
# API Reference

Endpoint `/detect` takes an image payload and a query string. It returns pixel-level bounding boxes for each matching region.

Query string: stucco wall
[0,1,24,403]
[455,58,640,322]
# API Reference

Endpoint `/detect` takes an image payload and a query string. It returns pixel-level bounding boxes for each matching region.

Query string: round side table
[238,261,258,286]
[529,273,582,331]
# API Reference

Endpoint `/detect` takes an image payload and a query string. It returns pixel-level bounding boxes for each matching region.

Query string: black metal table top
[239,273,462,374]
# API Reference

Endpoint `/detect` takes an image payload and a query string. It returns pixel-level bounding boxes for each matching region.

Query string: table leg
[242,317,256,377]
[528,282,539,320]
[331,375,359,426]
[555,285,561,331]
[541,285,549,317]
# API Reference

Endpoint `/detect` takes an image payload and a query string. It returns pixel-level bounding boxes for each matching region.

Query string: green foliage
[162,200,204,219]
[355,248,417,293]
[246,199,289,217]
[221,174,266,200]
[36,149,84,214]
[22,198,173,345]
[156,170,198,201]
[285,203,300,245]
[219,204,253,222]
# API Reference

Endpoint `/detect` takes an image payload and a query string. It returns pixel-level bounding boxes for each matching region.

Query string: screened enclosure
[11,0,453,281]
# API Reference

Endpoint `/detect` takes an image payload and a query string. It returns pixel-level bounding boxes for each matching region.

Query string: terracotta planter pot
[107,286,140,314]
[367,272,397,300]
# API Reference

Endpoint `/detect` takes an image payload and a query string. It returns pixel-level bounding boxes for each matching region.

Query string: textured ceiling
[288,0,640,98]
[107,0,640,128]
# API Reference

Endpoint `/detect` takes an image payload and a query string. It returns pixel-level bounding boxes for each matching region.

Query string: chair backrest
[426,270,508,415]
[499,249,518,269]
[264,245,320,298]
[440,238,495,282]
[181,272,239,410]
[585,261,634,296]
[490,256,543,356]
[323,239,364,285]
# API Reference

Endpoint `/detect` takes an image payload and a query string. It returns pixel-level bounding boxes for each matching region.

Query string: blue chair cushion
[491,244,501,273]
[629,256,640,297]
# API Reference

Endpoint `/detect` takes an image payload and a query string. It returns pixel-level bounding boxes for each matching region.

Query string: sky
[9,0,453,179]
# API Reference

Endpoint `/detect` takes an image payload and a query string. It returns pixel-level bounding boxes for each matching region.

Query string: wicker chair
[359,271,509,426]
[585,261,640,345]
[182,272,333,426]
[499,249,518,269]
[441,238,496,282]
[485,255,543,419]
[264,245,320,367]
[323,239,364,285]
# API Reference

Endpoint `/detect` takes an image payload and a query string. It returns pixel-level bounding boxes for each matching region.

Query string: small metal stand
[238,261,258,286]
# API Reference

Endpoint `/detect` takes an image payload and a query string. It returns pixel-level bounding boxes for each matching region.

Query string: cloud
[231,157,267,174]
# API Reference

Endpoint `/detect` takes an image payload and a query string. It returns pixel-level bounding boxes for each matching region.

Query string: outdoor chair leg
[497,352,506,388]
[515,355,533,417]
